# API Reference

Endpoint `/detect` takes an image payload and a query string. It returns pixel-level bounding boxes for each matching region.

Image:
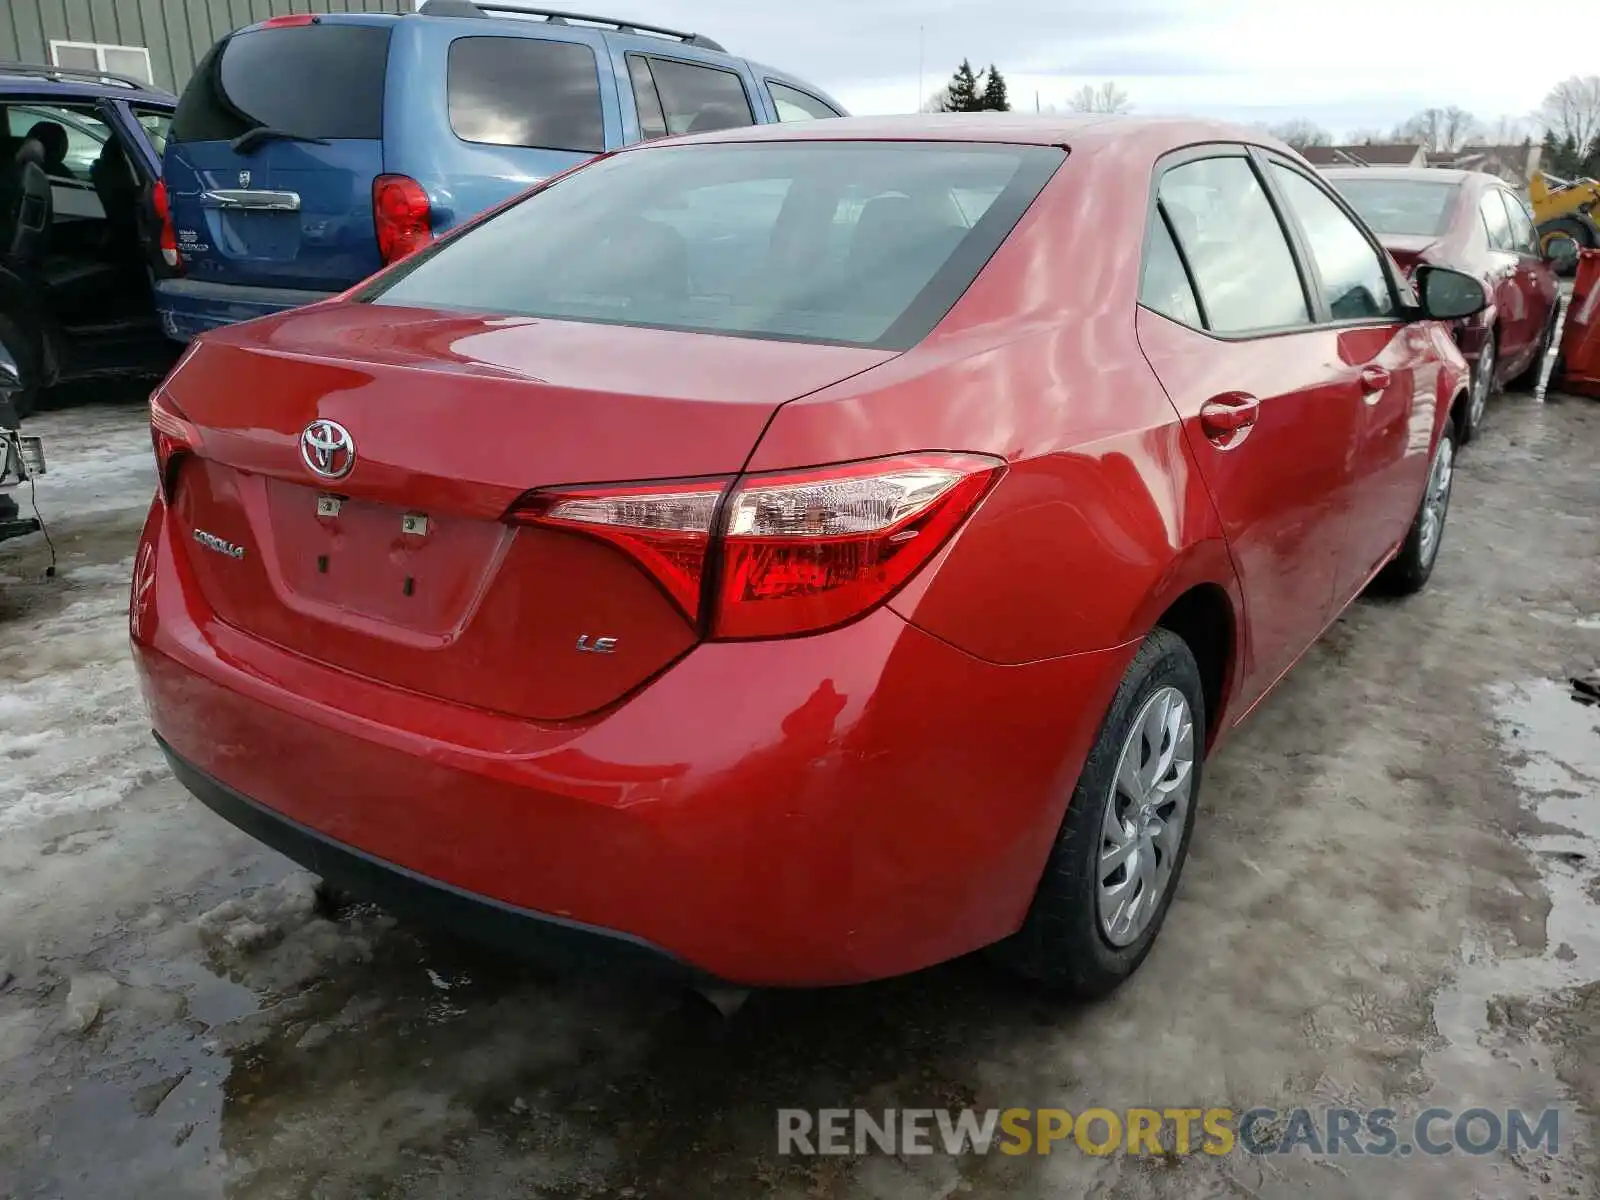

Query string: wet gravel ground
[1,387,1598,1199]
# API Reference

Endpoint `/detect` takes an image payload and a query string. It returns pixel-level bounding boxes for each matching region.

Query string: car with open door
[1325,166,1567,443]
[0,62,180,419]
[133,117,1484,997]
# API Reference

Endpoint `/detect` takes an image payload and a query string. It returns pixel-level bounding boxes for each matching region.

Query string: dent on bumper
[131,497,1133,985]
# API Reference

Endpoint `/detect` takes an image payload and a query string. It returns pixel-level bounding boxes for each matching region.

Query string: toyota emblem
[301,419,355,480]
[238,169,251,188]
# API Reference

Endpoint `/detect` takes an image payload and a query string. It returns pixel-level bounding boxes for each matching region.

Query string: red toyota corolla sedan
[1325,167,1566,443]
[131,116,1486,997]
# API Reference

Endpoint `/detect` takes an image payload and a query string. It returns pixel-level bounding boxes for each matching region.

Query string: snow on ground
[1,402,161,835]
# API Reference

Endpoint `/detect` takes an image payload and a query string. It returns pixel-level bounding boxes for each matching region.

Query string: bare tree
[1394,107,1479,152]
[1539,76,1600,153]
[1266,119,1332,150]
[1477,114,1532,146]
[1067,81,1131,114]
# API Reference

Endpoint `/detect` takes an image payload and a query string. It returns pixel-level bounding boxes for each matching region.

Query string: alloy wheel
[1469,337,1495,432]
[1418,434,1455,568]
[1097,685,1195,947]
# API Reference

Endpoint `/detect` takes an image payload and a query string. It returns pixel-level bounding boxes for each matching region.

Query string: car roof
[0,63,175,105]
[656,113,1293,154]
[1321,166,1477,185]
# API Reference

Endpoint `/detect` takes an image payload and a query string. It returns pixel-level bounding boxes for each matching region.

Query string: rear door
[1501,188,1560,373]
[1477,186,1531,365]
[1135,148,1366,709]
[614,43,759,142]
[1262,156,1436,599]
[163,18,392,292]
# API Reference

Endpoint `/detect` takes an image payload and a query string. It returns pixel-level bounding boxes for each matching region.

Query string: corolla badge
[301,419,356,480]
[193,529,245,559]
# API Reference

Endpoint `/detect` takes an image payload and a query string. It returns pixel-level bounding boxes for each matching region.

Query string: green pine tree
[941,60,982,113]
[980,64,1010,112]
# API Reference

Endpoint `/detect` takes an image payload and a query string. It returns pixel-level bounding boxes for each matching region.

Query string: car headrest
[850,193,962,262]
[24,122,69,170]
[13,137,46,169]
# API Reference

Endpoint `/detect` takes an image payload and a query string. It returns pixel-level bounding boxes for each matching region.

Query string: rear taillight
[507,478,726,617]
[505,453,1004,638]
[152,179,182,272]
[373,174,433,264]
[260,12,318,26]
[149,390,199,501]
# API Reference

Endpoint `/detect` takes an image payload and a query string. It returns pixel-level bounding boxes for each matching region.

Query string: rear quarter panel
[746,135,1243,669]
[384,21,623,233]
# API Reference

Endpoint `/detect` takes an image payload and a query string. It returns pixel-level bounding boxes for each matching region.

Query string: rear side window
[1480,191,1514,251]
[769,83,841,122]
[448,37,604,153]
[364,141,1064,350]
[630,57,754,136]
[1503,191,1538,254]
[171,24,392,143]
[1159,157,1310,333]
[1271,165,1396,321]
[1139,210,1203,327]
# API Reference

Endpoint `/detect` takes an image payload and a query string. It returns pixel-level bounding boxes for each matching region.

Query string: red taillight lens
[715,454,1002,638]
[373,174,433,264]
[259,12,318,26]
[505,478,728,618]
[504,453,1002,638]
[151,179,182,272]
[149,390,199,501]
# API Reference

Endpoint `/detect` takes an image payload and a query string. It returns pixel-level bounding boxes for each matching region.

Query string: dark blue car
[156,1,846,342]
[0,62,177,417]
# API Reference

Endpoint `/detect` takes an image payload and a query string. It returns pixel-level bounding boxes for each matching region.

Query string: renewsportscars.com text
[777,1106,1562,1158]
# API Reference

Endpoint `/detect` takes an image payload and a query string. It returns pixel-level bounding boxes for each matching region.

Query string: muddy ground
[1,389,1597,1199]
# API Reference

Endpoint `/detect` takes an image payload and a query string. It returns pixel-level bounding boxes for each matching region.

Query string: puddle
[1416,679,1600,1187]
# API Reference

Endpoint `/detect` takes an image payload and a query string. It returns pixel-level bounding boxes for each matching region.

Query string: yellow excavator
[1530,172,1600,272]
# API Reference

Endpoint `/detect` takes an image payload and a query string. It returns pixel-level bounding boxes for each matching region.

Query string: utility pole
[916,25,925,113]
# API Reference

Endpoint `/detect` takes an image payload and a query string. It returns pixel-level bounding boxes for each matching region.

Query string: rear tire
[0,312,41,422]
[1459,330,1495,444]
[1506,309,1558,392]
[1375,421,1457,596]
[991,628,1205,1000]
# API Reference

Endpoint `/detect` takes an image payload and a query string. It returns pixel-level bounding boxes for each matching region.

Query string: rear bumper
[131,494,1131,986]
[157,736,711,983]
[155,278,340,342]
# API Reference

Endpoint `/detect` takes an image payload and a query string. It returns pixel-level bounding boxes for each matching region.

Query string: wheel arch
[1117,538,1244,748]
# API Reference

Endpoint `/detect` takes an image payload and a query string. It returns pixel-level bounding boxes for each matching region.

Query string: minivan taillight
[373,174,433,263]
[149,390,199,501]
[151,179,182,271]
[505,454,1004,638]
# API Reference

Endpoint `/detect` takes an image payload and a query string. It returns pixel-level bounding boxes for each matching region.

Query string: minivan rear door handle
[1198,392,1260,447]
[200,189,301,212]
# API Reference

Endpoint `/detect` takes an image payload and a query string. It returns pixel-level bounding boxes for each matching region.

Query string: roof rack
[415,1,726,52]
[0,60,157,90]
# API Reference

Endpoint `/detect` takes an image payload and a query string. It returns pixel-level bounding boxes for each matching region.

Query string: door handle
[1359,365,1391,397]
[1198,392,1260,447]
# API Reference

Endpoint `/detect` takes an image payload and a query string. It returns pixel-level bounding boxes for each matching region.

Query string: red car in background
[1326,167,1566,442]
[131,118,1486,998]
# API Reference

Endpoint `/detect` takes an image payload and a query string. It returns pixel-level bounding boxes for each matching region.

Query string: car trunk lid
[161,303,894,720]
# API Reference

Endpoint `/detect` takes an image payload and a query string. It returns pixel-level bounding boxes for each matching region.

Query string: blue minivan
[155,1,847,341]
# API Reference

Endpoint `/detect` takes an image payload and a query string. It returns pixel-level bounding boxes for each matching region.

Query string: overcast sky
[630,0,1582,139]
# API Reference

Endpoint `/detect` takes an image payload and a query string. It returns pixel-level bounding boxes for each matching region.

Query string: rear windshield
[171,24,391,144]
[363,141,1064,350]
[1328,177,1460,237]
